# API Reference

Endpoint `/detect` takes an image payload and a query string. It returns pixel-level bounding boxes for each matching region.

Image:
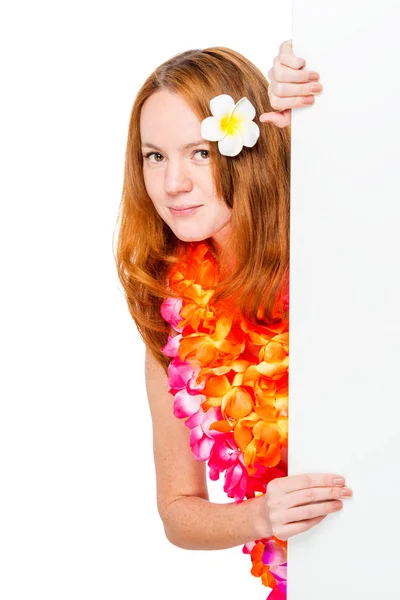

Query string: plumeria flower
[200,94,260,157]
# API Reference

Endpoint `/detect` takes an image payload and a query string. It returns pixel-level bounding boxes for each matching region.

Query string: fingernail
[309,72,320,81]
[333,477,345,485]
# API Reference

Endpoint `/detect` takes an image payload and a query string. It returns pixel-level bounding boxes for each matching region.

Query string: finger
[285,499,343,523]
[278,39,294,54]
[278,39,306,70]
[268,473,345,495]
[270,80,323,99]
[282,484,344,509]
[279,514,327,540]
[265,90,315,111]
[272,55,319,83]
[259,111,291,128]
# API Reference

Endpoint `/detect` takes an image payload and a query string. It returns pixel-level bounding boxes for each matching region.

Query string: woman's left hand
[259,40,323,128]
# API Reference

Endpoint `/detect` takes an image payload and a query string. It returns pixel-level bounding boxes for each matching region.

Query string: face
[140,89,232,248]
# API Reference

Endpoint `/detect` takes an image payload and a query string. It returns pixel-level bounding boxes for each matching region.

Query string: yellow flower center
[220,112,243,135]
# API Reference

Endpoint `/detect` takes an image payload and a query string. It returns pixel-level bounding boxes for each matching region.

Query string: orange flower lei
[160,241,289,599]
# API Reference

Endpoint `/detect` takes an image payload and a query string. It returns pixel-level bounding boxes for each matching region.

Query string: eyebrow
[141,139,208,152]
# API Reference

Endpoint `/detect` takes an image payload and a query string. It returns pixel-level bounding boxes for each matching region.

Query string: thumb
[259,110,292,129]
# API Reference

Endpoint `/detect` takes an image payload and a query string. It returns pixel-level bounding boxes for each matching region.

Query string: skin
[143,43,352,548]
[140,89,232,253]
[259,39,324,128]
[140,39,324,251]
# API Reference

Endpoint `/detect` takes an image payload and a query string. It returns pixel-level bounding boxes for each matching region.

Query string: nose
[164,158,193,195]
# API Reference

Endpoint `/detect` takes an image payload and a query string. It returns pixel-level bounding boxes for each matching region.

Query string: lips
[169,205,203,216]
[169,205,202,211]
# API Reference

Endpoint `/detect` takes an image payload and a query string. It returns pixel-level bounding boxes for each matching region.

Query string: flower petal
[192,435,215,461]
[232,96,256,122]
[162,333,182,358]
[201,116,226,142]
[240,120,260,148]
[173,389,202,418]
[185,407,203,429]
[210,94,235,119]
[218,130,243,157]
[167,355,195,389]
[189,424,203,445]
[242,541,256,554]
[160,297,183,331]
[262,539,286,565]
[187,371,206,393]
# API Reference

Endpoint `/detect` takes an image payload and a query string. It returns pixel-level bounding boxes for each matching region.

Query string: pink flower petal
[201,407,225,439]
[208,433,238,472]
[242,541,256,554]
[185,408,203,429]
[192,436,215,461]
[226,461,244,490]
[167,356,196,389]
[282,291,289,312]
[262,539,286,566]
[160,297,184,331]
[208,466,220,481]
[189,424,203,446]
[224,460,248,502]
[187,371,206,393]
[161,333,182,357]
[267,585,286,600]
[173,389,202,418]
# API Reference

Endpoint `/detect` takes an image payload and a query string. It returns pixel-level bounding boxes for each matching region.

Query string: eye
[144,152,164,163]
[194,149,210,160]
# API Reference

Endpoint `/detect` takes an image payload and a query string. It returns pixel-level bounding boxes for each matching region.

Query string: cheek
[220,204,232,223]
[143,168,160,201]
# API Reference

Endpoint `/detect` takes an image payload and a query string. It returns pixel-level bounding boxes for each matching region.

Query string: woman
[114,40,352,600]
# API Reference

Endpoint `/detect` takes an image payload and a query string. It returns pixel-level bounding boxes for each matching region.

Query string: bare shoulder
[144,334,209,521]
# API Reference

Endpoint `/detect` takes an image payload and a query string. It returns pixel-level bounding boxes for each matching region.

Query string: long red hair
[113,46,291,375]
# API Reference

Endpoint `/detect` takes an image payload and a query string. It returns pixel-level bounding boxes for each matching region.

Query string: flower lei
[160,241,289,600]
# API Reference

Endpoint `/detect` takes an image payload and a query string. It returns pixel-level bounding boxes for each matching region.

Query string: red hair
[113,47,290,374]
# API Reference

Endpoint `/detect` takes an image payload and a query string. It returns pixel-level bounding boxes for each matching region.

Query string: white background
[289,1,400,598]
[0,2,294,599]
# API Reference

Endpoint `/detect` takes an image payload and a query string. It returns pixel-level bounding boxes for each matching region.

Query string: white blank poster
[288,1,400,598]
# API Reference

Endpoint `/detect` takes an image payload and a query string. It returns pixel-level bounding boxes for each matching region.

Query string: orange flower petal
[254,405,277,420]
[202,375,231,397]
[261,569,277,587]
[251,541,265,561]
[201,397,223,411]
[214,314,234,341]
[252,420,282,444]
[209,420,232,433]
[222,387,254,420]
[256,442,282,467]
[179,337,218,363]
[234,419,255,451]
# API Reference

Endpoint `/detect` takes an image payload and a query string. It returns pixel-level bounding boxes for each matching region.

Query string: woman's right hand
[262,473,353,541]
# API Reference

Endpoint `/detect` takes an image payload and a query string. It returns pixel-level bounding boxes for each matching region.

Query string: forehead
[140,89,202,146]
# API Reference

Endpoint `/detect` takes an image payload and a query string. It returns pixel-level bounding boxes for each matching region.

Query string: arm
[144,342,272,551]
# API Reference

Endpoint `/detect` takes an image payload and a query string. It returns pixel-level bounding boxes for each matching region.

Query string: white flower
[200,94,260,157]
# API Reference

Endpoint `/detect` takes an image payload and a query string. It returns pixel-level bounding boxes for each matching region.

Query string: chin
[175,233,208,243]
[171,228,210,243]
